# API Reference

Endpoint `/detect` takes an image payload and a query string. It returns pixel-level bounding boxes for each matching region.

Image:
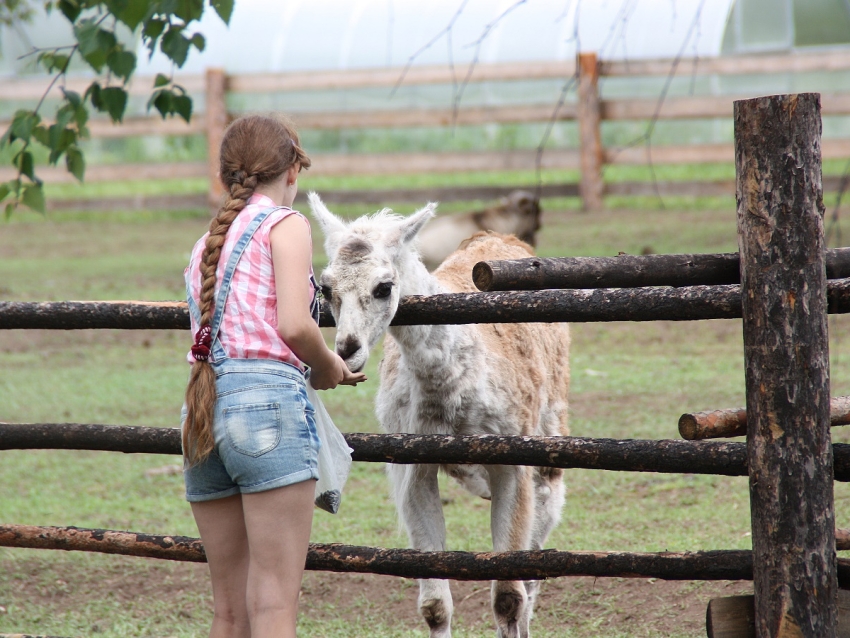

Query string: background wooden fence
[4,50,850,212]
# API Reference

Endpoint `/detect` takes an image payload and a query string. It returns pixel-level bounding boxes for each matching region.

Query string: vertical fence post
[577,52,603,212]
[735,93,835,636]
[205,68,227,214]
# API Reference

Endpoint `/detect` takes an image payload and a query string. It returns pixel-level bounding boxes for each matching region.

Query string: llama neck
[388,252,470,374]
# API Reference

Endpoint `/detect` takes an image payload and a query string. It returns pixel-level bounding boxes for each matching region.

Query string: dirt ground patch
[2,554,752,637]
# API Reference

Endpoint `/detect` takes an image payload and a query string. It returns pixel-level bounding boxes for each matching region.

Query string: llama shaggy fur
[308,192,570,638]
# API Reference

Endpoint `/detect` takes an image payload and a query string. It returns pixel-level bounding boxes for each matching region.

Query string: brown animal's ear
[395,202,437,245]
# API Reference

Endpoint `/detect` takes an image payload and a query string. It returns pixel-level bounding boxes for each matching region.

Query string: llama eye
[373,282,393,299]
[320,284,333,299]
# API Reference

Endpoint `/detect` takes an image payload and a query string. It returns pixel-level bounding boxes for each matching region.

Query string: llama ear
[396,202,437,245]
[307,192,347,249]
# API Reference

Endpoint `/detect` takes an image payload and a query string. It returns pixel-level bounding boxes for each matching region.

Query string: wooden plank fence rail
[4,52,850,210]
[473,248,850,292]
[0,524,784,583]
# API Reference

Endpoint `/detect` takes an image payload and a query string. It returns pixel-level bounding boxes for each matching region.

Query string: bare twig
[603,0,708,207]
[451,0,529,124]
[534,0,581,198]
[390,0,469,97]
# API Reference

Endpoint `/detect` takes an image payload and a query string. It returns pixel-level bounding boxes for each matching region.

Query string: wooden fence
[4,50,850,211]
[0,92,847,635]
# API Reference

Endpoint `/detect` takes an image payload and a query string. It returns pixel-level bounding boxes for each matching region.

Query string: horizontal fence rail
[473,248,850,291]
[5,423,850,481]
[1,524,819,584]
[5,51,850,211]
[4,279,850,330]
[679,396,850,440]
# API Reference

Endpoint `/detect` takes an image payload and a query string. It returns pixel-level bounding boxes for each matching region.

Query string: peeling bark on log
[472,248,850,292]
[0,523,839,584]
[5,423,850,481]
[679,396,850,440]
[2,280,850,330]
[737,93,836,636]
[838,528,850,551]
[706,591,850,638]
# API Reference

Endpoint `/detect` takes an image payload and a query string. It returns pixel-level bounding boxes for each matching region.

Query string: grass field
[2,180,850,636]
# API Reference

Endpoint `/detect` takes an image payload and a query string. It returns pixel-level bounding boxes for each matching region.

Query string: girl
[181,114,365,638]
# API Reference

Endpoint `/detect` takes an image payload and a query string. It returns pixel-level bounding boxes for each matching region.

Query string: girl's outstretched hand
[310,351,367,390]
[340,365,367,386]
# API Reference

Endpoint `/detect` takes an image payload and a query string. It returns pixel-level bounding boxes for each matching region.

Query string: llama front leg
[387,462,454,638]
[486,464,535,638]
[524,468,567,624]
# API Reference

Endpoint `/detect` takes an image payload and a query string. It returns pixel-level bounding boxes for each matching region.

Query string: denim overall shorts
[182,206,321,502]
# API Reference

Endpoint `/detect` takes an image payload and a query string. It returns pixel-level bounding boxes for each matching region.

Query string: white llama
[308,192,570,638]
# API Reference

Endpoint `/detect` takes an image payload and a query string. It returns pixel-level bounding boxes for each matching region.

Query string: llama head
[307,192,436,372]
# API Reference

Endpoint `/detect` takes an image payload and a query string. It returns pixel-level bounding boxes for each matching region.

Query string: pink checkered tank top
[185,193,318,369]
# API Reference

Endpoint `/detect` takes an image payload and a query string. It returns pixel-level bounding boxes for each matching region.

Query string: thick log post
[706,592,850,638]
[205,68,227,213]
[736,93,836,636]
[578,52,603,211]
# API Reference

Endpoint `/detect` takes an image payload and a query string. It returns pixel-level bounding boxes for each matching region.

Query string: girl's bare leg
[191,494,251,638]
[242,479,316,638]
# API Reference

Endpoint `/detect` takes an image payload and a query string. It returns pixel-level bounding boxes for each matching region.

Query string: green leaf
[47,127,77,164]
[172,94,192,123]
[160,27,191,67]
[38,52,70,73]
[55,103,75,130]
[154,73,171,88]
[142,18,166,55]
[117,0,148,30]
[150,89,174,119]
[11,110,40,142]
[106,49,136,81]
[37,51,54,71]
[58,0,82,21]
[74,21,118,73]
[4,202,15,220]
[64,89,89,129]
[174,0,203,22]
[86,82,102,110]
[66,146,85,182]
[190,32,205,52]
[31,124,50,147]
[99,87,128,122]
[62,89,82,110]
[52,53,70,72]
[15,151,35,181]
[21,183,45,214]
[0,181,11,203]
[210,0,233,24]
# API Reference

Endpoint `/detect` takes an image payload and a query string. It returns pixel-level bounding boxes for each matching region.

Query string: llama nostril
[336,335,361,360]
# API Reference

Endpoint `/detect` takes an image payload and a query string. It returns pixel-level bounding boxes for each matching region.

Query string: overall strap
[208,206,285,360]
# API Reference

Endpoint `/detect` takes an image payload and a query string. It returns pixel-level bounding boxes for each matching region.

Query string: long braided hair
[183,114,311,465]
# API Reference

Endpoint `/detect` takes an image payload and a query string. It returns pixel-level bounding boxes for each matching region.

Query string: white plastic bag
[306,385,353,514]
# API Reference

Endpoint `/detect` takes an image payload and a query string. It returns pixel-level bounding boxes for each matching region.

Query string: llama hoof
[493,589,524,625]
[420,597,452,637]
